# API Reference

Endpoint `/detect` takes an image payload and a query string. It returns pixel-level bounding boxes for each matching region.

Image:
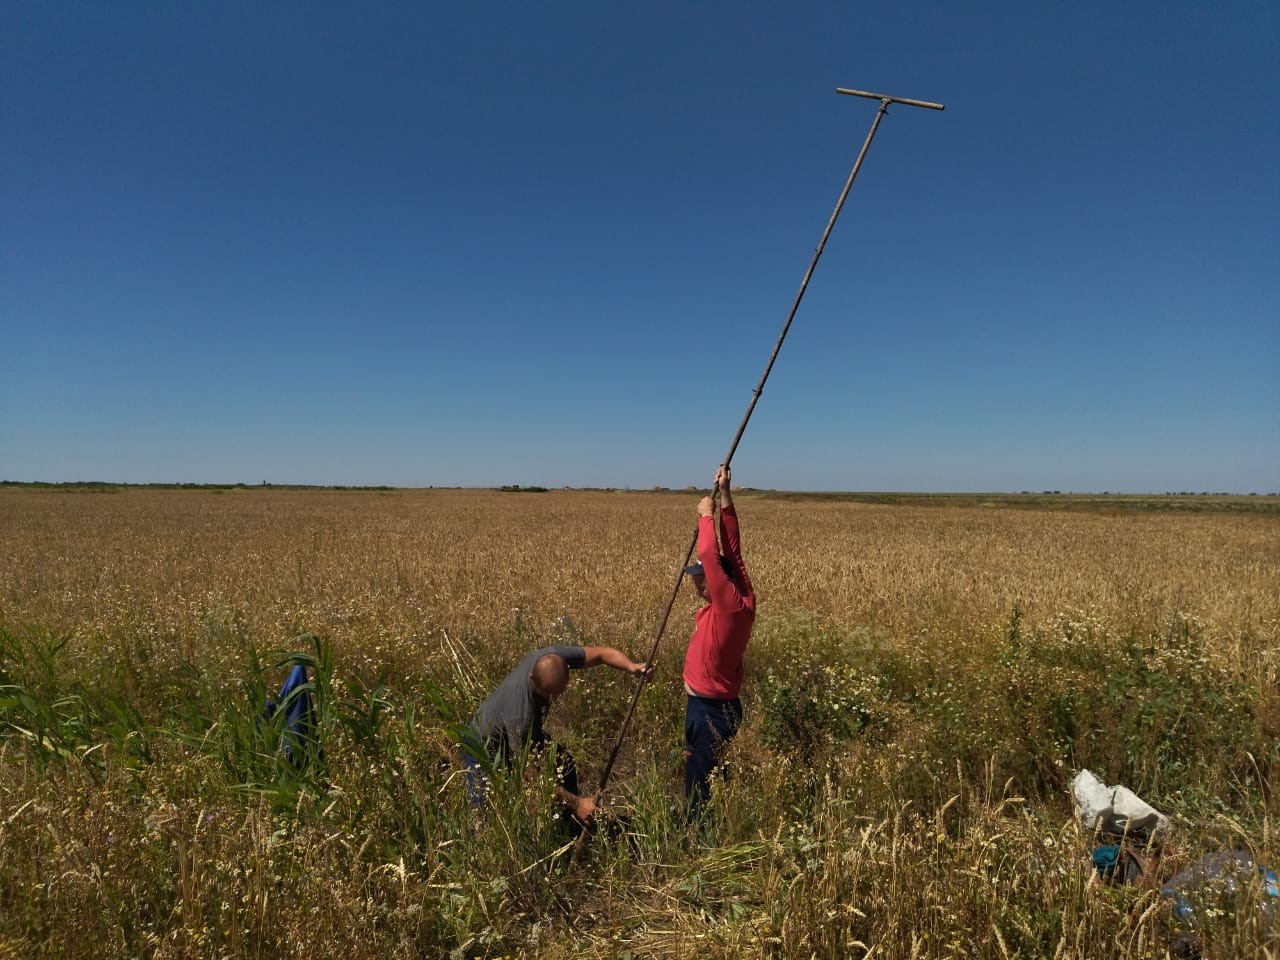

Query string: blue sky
[3,2,1277,492]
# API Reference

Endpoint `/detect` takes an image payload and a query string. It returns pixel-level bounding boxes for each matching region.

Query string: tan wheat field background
[4,486,1276,665]
[1,486,1277,958]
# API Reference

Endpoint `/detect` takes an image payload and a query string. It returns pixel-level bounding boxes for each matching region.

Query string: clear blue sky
[3,2,1277,492]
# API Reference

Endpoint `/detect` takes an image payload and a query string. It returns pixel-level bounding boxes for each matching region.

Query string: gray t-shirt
[468,645,586,759]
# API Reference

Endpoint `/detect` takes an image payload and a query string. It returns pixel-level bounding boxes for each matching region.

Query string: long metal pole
[592,88,944,804]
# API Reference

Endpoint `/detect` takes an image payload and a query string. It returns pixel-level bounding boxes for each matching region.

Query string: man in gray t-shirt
[464,643,651,826]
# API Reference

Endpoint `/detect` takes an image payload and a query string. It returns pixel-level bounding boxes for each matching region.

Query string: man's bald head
[529,653,570,701]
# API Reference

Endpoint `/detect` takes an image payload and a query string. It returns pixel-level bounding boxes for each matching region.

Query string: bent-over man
[463,644,650,830]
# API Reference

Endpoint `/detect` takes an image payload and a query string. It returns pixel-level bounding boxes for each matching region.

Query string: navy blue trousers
[684,695,743,816]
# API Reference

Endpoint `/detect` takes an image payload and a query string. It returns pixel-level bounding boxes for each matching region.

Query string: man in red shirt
[682,464,756,816]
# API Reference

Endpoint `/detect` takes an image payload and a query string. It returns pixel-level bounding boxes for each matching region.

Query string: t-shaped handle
[837,88,945,111]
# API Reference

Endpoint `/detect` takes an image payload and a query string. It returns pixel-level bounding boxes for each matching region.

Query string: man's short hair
[531,652,569,691]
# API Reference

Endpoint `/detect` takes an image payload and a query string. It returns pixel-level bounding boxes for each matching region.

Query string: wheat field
[1,486,1277,958]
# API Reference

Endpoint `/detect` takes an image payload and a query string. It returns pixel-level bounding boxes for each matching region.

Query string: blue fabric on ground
[1091,845,1121,877]
[265,663,317,766]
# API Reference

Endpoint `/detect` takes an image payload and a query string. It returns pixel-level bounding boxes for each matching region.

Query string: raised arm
[716,463,733,509]
[697,466,752,607]
[716,464,744,566]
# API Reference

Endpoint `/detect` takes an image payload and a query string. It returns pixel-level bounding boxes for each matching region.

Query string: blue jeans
[462,750,489,807]
[684,695,743,816]
[462,740,585,836]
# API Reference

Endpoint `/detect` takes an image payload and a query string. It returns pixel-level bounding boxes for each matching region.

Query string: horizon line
[3,480,1277,498]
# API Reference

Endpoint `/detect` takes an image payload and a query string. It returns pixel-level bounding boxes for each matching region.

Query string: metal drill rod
[589,87,944,811]
[837,88,945,111]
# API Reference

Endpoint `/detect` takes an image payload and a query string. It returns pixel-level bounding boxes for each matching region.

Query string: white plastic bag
[1071,768,1170,837]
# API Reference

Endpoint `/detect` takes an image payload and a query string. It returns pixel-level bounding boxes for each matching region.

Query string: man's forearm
[597,646,637,672]
[583,645,650,679]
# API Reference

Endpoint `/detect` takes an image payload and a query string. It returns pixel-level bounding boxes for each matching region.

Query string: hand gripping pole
[590,87,945,810]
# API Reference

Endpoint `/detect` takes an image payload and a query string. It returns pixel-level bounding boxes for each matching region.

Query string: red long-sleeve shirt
[681,503,756,699]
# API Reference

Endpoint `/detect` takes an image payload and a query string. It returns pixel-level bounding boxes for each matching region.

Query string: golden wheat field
[1,486,1277,959]
[5,486,1277,656]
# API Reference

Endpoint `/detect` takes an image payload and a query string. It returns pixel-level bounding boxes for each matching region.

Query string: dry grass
[1,486,1277,958]
[4,486,1276,656]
